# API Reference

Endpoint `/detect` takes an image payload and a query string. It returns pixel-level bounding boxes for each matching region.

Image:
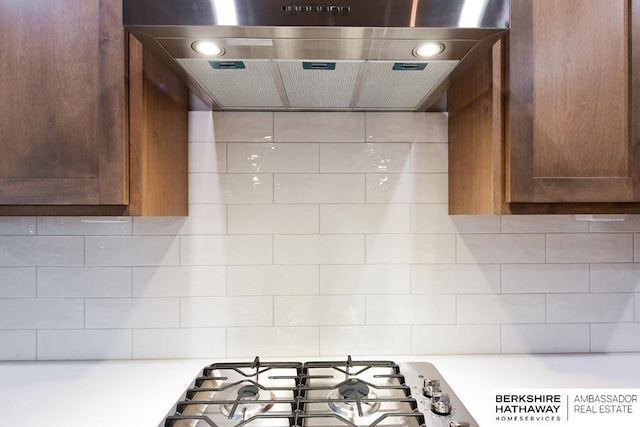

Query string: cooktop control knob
[449,422,470,427]
[430,392,452,415]
[422,379,441,397]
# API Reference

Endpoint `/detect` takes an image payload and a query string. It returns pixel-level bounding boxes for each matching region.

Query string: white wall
[0,111,639,360]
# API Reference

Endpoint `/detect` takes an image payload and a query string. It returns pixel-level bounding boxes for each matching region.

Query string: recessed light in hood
[413,42,446,58]
[191,41,225,57]
[124,0,510,112]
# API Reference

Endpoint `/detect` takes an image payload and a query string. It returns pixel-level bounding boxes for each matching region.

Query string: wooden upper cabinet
[449,0,640,214]
[0,0,188,216]
[0,0,127,205]
[508,0,639,203]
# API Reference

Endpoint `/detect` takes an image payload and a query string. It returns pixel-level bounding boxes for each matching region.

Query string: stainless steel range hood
[124,0,509,111]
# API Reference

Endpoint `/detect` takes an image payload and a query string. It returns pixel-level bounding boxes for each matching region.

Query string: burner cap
[328,379,380,418]
[237,385,260,399]
[218,384,275,420]
[338,379,369,400]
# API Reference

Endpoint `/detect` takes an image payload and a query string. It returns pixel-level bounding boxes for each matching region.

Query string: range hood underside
[125,0,509,111]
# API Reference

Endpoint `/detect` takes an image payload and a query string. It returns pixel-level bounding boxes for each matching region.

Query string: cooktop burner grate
[161,357,477,427]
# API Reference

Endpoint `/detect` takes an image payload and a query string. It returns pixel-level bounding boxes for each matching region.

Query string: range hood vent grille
[177,59,283,108]
[356,61,459,110]
[176,59,461,111]
[278,60,361,109]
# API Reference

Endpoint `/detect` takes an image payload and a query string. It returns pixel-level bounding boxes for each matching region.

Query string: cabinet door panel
[508,0,637,203]
[0,0,126,205]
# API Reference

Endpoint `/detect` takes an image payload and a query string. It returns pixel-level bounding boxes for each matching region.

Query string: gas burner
[327,379,381,418]
[338,379,369,399]
[218,383,275,419]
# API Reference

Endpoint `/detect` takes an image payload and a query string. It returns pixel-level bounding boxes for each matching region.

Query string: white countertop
[1,354,639,427]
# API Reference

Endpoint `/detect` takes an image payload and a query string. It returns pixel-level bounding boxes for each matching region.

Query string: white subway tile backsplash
[275,235,364,265]
[275,112,364,142]
[274,296,365,326]
[547,233,633,263]
[366,113,447,142]
[501,324,590,353]
[547,293,634,323]
[411,264,501,294]
[412,204,501,233]
[457,234,546,264]
[501,215,588,233]
[0,267,36,298]
[3,111,640,359]
[86,236,180,266]
[181,235,272,265]
[189,142,226,173]
[589,215,640,232]
[133,205,227,236]
[366,295,456,325]
[85,298,179,329]
[0,217,36,235]
[320,326,411,355]
[366,173,448,203]
[37,217,132,236]
[275,174,365,204]
[320,143,411,173]
[189,173,274,204]
[412,325,501,354]
[457,295,546,324]
[228,143,319,173]
[0,298,83,329]
[133,266,226,297]
[635,235,640,262]
[411,143,448,172]
[133,205,226,235]
[228,205,319,234]
[320,204,410,234]
[38,267,131,298]
[591,264,640,292]
[366,234,455,264]
[132,217,185,236]
[0,236,84,266]
[320,265,410,295]
[591,323,640,352]
[38,329,132,360]
[189,111,215,142]
[501,264,589,294]
[181,296,273,327]
[133,328,227,359]
[227,266,319,296]
[227,327,319,357]
[0,331,36,360]
[212,112,273,142]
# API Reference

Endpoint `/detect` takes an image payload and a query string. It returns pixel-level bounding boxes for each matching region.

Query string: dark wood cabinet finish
[0,0,126,205]
[128,37,189,217]
[449,41,506,215]
[508,0,638,203]
[449,0,640,214]
[0,0,188,215]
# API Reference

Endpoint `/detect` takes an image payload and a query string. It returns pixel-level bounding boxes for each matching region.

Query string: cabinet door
[508,0,640,203]
[0,0,126,205]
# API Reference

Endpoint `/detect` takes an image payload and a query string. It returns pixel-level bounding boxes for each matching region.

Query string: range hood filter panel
[356,61,459,110]
[177,59,283,108]
[277,60,363,108]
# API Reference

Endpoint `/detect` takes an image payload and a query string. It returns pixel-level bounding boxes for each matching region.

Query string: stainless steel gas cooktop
[160,357,477,427]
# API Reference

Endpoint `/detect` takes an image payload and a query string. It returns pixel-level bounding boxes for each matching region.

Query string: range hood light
[413,42,445,58]
[191,41,225,57]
